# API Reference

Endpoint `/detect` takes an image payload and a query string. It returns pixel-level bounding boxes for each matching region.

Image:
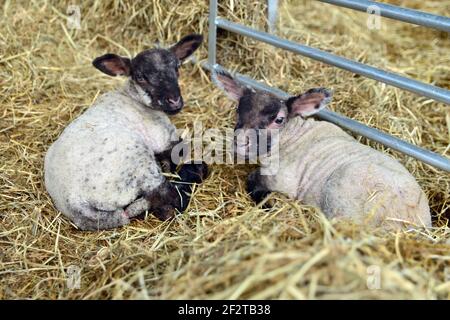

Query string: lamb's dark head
[93,34,203,115]
[213,70,332,158]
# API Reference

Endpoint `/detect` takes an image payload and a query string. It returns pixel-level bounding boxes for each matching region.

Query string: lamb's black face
[213,70,332,160]
[131,49,183,114]
[92,34,203,116]
[234,90,288,159]
[235,91,287,130]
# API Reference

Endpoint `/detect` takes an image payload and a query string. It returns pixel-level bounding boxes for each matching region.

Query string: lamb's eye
[274,116,284,124]
[135,74,145,82]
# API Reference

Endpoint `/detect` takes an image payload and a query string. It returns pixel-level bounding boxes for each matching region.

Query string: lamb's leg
[123,156,208,222]
[155,148,177,173]
[177,162,209,185]
[125,144,183,219]
[169,162,209,212]
[71,205,130,231]
[155,138,188,173]
[132,162,209,221]
[72,162,209,229]
[247,168,272,207]
[124,197,151,218]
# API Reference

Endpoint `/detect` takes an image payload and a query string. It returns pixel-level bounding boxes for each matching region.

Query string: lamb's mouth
[145,91,183,115]
[163,108,182,115]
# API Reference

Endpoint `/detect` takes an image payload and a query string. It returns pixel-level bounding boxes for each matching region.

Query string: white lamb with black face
[213,71,431,230]
[45,34,208,231]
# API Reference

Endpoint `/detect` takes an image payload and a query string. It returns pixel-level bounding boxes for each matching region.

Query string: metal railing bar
[215,18,450,105]
[208,0,218,67]
[317,0,450,32]
[268,0,279,33]
[204,0,449,171]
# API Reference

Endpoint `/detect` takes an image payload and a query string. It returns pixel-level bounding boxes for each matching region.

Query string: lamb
[213,70,431,230]
[44,34,208,231]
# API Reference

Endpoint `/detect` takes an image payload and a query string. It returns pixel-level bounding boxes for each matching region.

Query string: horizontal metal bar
[216,18,450,105]
[199,61,450,172]
[317,0,450,32]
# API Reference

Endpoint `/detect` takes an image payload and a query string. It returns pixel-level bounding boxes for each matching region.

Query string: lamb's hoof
[152,205,176,221]
[178,162,209,184]
[260,199,274,210]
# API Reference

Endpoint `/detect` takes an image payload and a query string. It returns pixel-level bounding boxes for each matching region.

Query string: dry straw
[0,0,449,299]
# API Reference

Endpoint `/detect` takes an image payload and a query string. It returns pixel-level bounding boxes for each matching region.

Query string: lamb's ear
[286,88,332,117]
[170,34,203,61]
[212,70,245,101]
[92,54,131,77]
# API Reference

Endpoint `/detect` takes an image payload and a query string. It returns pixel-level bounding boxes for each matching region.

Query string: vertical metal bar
[208,0,218,68]
[268,0,278,33]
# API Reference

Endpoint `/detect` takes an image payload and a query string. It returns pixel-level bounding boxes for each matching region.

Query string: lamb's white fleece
[44,81,179,230]
[260,117,431,229]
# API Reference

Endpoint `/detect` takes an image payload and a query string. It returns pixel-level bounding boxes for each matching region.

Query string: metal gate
[203,0,450,172]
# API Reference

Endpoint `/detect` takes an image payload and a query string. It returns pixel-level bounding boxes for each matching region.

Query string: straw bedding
[0,0,449,299]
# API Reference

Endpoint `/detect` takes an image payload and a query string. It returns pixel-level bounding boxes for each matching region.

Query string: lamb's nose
[167,97,181,107]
